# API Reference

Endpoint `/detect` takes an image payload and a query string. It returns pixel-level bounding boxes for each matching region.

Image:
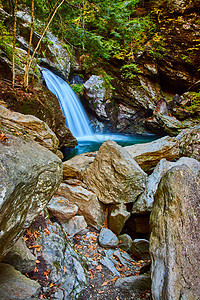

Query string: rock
[125,136,180,172]
[115,274,151,292]
[2,237,36,274]
[63,152,95,180]
[16,11,70,79]
[176,125,200,161]
[98,228,119,248]
[83,75,109,120]
[85,140,147,204]
[62,216,88,237]
[100,257,121,276]
[0,105,59,152]
[0,133,62,260]
[154,99,169,116]
[118,234,132,251]
[150,165,200,300]
[47,195,78,222]
[0,263,41,299]
[132,157,200,213]
[108,204,131,235]
[57,182,105,229]
[36,222,87,299]
[131,239,150,260]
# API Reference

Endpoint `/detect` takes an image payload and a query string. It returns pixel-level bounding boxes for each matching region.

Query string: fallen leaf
[63,266,67,273]
[49,283,54,288]
[33,267,39,272]
[35,260,40,264]
[96,265,103,272]
[43,269,51,276]
[101,281,108,286]
[98,291,104,294]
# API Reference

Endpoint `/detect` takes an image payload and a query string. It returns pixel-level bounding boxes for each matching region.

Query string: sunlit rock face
[0,133,62,261]
[150,165,200,300]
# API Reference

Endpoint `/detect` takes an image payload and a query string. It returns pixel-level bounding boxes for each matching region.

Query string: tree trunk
[12,0,17,88]
[23,0,65,89]
[23,0,34,89]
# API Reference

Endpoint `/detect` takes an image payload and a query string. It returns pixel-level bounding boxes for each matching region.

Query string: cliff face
[81,0,200,135]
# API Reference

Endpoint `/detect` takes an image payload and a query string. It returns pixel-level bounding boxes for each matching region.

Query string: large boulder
[57,182,105,229]
[132,157,200,214]
[82,75,109,120]
[85,140,147,204]
[108,204,131,235]
[63,152,95,180]
[2,237,36,274]
[0,105,59,152]
[0,263,41,299]
[0,133,62,260]
[150,165,200,300]
[176,125,200,161]
[125,136,180,172]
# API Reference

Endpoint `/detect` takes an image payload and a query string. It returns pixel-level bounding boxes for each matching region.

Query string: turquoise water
[62,133,159,161]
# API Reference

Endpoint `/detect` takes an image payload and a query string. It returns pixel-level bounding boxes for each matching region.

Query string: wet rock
[115,274,151,292]
[0,263,41,299]
[85,140,147,204]
[47,195,78,222]
[118,234,132,251]
[2,237,36,274]
[150,165,200,300]
[132,157,200,214]
[131,239,150,260]
[108,204,131,235]
[0,134,62,261]
[62,216,88,237]
[146,113,185,136]
[36,222,87,299]
[125,136,180,172]
[98,228,119,248]
[63,152,95,180]
[57,182,105,229]
[176,125,200,161]
[83,75,110,120]
[0,105,59,152]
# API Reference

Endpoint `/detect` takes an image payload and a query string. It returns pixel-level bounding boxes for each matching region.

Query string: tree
[12,0,17,88]
[23,0,65,89]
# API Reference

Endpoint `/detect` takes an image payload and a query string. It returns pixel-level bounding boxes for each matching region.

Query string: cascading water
[42,68,93,138]
[42,68,157,159]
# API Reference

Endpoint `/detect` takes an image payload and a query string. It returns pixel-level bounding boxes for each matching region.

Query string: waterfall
[42,68,93,138]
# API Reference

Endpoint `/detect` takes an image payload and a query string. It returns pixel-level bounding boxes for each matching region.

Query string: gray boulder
[0,105,59,153]
[57,182,105,229]
[83,75,109,120]
[131,239,150,260]
[85,140,147,204]
[62,216,88,237]
[2,237,36,274]
[36,222,87,299]
[176,125,200,161]
[125,136,180,172]
[0,133,62,260]
[0,263,41,299]
[47,195,78,222]
[115,274,151,292]
[132,157,200,214]
[118,234,132,251]
[150,165,200,300]
[108,203,130,235]
[98,228,119,248]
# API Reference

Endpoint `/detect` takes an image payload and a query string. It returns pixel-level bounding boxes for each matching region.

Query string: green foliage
[120,63,140,79]
[70,83,84,96]
[0,21,13,58]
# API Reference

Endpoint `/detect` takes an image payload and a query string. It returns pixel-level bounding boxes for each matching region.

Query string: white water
[42,68,93,137]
